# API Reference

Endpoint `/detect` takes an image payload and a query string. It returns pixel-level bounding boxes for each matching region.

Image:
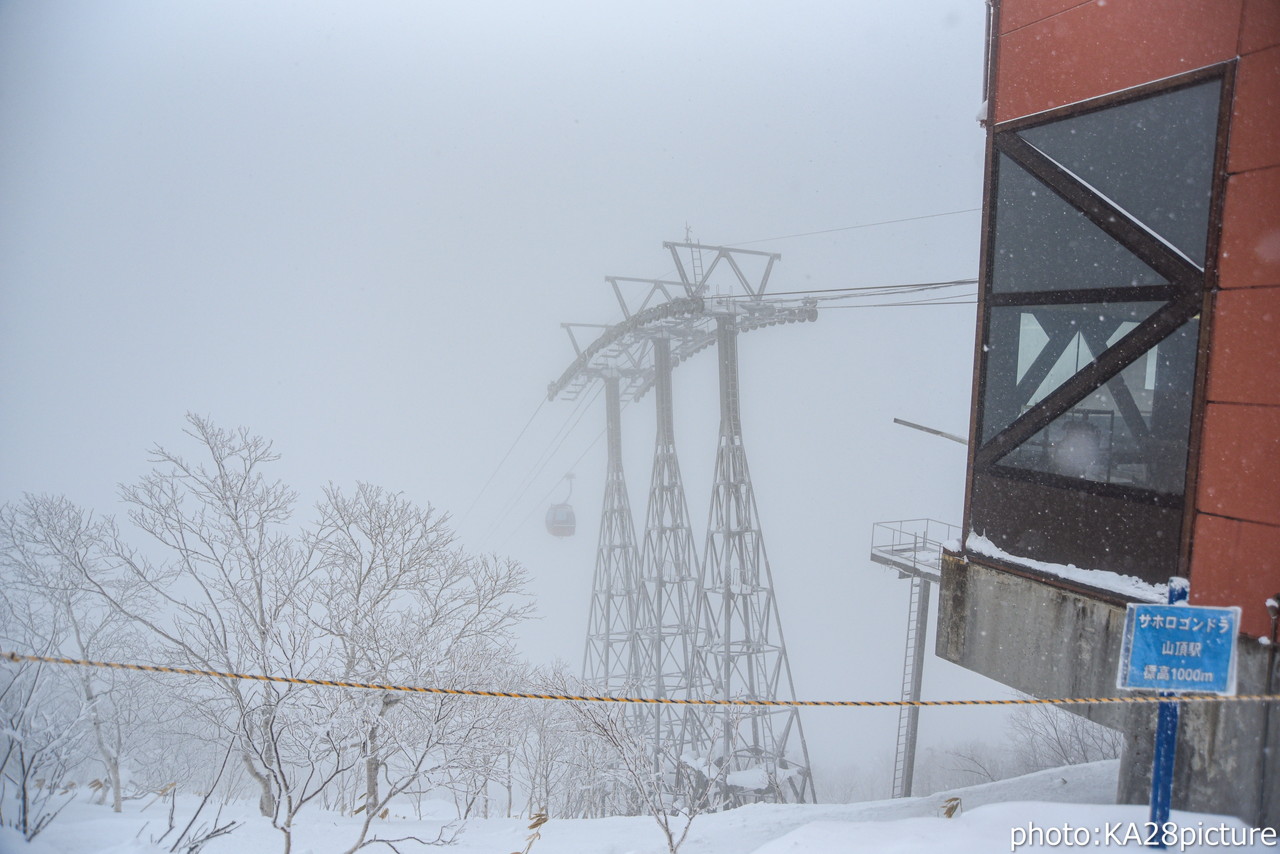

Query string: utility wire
[655,211,978,292]
[483,383,602,544]
[460,397,546,525]
[819,296,977,309]
[499,423,609,550]
[481,393,590,543]
[724,278,977,300]
[727,208,981,247]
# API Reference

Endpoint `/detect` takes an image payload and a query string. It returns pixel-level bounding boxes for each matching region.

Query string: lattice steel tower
[634,335,702,757]
[582,372,642,694]
[550,242,818,807]
[692,313,814,805]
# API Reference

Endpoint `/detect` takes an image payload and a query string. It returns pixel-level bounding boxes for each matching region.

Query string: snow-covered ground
[5,760,1275,854]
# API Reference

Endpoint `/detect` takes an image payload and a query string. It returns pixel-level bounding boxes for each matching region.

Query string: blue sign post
[1118,581,1239,849]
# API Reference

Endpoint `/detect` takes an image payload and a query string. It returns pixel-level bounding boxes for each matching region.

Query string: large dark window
[991,153,1168,293]
[969,70,1227,586]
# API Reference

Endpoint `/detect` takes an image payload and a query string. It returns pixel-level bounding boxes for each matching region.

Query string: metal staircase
[892,575,930,798]
[868,519,959,799]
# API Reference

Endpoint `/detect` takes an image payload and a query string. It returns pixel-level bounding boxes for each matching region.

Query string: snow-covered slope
[7,760,1274,854]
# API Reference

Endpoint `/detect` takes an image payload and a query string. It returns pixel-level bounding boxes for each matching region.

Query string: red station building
[940,0,1279,827]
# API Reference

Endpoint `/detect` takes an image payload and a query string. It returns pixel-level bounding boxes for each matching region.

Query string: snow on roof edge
[965,532,1166,603]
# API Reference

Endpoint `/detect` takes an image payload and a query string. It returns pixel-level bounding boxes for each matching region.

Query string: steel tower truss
[692,315,814,806]
[551,243,819,808]
[634,335,702,760]
[582,373,642,694]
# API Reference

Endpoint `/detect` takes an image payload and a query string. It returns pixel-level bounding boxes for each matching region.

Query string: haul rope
[4,650,1275,709]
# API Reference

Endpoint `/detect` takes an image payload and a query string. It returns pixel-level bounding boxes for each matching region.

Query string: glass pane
[991,154,1167,293]
[1019,81,1219,267]
[981,302,1164,443]
[996,318,1200,493]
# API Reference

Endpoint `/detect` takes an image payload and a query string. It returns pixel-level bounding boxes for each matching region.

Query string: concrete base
[937,552,1277,829]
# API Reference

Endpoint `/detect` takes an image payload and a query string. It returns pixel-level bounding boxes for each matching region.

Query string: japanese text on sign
[1118,604,1239,695]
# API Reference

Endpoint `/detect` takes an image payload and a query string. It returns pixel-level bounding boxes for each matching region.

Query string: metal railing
[869,518,961,583]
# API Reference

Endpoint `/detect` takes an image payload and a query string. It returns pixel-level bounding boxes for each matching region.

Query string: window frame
[963,62,1235,587]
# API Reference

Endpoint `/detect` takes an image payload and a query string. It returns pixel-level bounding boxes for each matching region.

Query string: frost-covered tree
[0,494,144,814]
[929,702,1122,793]
[3,416,540,853]
[310,482,531,851]
[82,414,335,854]
[1010,702,1122,770]
[0,584,88,840]
[565,679,728,853]
[502,665,607,819]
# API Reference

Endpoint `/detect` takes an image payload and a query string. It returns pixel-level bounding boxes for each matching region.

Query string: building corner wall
[938,551,1278,828]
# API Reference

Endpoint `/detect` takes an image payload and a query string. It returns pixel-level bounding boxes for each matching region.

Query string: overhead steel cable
[819,296,977,309]
[483,382,603,545]
[481,390,593,544]
[459,397,546,525]
[719,278,977,300]
[727,208,982,247]
[499,422,611,549]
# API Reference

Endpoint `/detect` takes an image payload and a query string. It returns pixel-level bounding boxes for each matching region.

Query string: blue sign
[1118,604,1239,695]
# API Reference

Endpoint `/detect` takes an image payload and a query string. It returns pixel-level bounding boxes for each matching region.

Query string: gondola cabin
[545,503,575,537]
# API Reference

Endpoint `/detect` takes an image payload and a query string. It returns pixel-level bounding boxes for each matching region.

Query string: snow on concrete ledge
[965,533,1166,603]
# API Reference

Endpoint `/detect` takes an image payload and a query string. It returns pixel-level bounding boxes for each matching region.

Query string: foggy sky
[0,1,1008,789]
